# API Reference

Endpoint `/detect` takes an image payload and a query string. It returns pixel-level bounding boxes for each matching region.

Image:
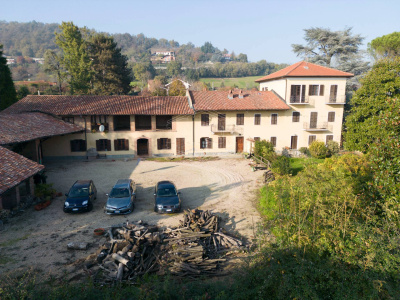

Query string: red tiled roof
[191,89,290,111]
[0,146,44,194]
[255,61,354,82]
[0,112,84,145]
[3,95,193,116]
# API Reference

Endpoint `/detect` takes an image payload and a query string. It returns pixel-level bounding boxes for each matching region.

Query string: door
[310,112,318,129]
[291,136,298,149]
[137,139,149,155]
[236,137,244,153]
[218,114,226,131]
[176,138,185,155]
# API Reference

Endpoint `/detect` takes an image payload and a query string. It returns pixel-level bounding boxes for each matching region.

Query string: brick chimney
[228,90,233,99]
[238,89,243,99]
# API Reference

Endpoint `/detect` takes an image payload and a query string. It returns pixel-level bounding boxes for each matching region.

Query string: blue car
[105,179,136,215]
[154,181,181,213]
[64,180,97,213]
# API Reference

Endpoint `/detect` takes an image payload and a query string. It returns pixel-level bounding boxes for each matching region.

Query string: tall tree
[55,21,93,94]
[43,49,65,95]
[168,79,186,96]
[166,61,182,78]
[344,57,400,152]
[0,44,17,110]
[88,34,132,95]
[368,31,400,60]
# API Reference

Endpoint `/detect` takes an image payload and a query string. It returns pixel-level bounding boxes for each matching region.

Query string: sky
[1,0,399,64]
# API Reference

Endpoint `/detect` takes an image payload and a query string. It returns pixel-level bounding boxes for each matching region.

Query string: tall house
[255,61,353,150]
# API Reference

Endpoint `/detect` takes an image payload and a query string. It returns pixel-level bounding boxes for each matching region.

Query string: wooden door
[218,114,226,131]
[137,139,148,155]
[291,136,298,149]
[236,137,244,153]
[310,112,318,128]
[176,138,185,155]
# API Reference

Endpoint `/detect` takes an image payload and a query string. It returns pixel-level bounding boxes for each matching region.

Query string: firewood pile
[264,170,275,184]
[85,209,246,284]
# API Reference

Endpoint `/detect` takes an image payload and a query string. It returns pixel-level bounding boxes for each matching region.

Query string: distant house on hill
[151,49,176,64]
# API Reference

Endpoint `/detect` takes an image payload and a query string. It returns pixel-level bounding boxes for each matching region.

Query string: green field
[200,76,261,89]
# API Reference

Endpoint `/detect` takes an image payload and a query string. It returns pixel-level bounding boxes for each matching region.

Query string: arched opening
[137,139,149,156]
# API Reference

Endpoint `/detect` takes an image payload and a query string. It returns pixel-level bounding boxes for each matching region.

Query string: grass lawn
[200,76,261,89]
[290,157,325,175]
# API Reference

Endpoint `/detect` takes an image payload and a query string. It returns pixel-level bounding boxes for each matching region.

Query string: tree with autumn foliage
[168,79,186,96]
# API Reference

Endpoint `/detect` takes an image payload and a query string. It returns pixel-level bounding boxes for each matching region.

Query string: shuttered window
[308,135,316,145]
[200,137,212,149]
[114,139,129,151]
[328,112,335,122]
[254,137,260,142]
[70,139,86,152]
[326,135,334,144]
[292,112,300,122]
[157,138,171,150]
[96,139,111,151]
[218,137,226,148]
[254,114,261,125]
[271,114,278,125]
[201,114,209,126]
[63,117,74,124]
[270,137,276,147]
[236,114,244,125]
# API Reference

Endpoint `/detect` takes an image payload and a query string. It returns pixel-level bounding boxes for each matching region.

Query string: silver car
[105,179,136,215]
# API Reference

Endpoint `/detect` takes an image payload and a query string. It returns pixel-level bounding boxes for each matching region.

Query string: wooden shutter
[157,139,161,150]
[291,136,298,149]
[237,114,244,125]
[310,112,318,128]
[326,135,334,144]
[254,114,261,125]
[114,139,119,151]
[301,85,306,101]
[167,139,171,149]
[308,135,316,145]
[320,85,324,96]
[106,140,111,151]
[330,85,338,102]
[208,138,212,149]
[218,137,226,148]
[270,137,276,147]
[328,112,335,122]
[96,140,101,151]
[124,139,129,150]
[271,114,277,125]
[218,114,226,131]
[176,138,185,155]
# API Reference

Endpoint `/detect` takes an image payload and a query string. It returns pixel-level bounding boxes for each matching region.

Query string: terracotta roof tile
[255,61,354,82]
[191,89,290,111]
[0,112,84,145]
[3,95,193,116]
[0,146,44,194]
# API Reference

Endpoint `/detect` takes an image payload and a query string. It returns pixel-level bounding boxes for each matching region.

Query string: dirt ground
[0,156,264,280]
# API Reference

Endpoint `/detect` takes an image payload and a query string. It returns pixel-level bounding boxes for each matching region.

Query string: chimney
[238,89,243,99]
[228,90,233,99]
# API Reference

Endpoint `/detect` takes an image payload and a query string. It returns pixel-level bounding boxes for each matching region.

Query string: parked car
[64,180,97,213]
[154,181,181,213]
[105,179,136,215]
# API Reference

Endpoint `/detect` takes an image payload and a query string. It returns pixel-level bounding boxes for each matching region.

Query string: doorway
[137,139,149,156]
[236,136,244,153]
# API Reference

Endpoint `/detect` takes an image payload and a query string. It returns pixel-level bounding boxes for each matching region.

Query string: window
[290,85,306,103]
[114,115,131,131]
[135,115,152,130]
[254,114,261,125]
[308,85,324,96]
[330,85,338,102]
[157,138,171,150]
[201,114,209,126]
[200,137,212,149]
[271,113,278,125]
[236,114,244,125]
[328,112,335,122]
[70,139,86,152]
[326,135,334,144]
[270,137,276,147]
[96,139,111,151]
[218,114,226,131]
[308,135,316,145]
[156,115,172,130]
[290,136,298,149]
[254,137,260,142]
[114,139,129,151]
[62,116,74,124]
[292,112,300,122]
[218,137,226,148]
[91,115,108,131]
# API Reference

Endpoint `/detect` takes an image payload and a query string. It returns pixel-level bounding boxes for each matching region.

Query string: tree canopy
[369,31,400,60]
[0,44,17,110]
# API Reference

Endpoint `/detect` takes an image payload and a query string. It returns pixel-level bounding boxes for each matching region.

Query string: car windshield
[157,187,177,197]
[110,188,130,198]
[68,187,89,198]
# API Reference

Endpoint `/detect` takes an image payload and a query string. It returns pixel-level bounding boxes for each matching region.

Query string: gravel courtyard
[0,156,264,279]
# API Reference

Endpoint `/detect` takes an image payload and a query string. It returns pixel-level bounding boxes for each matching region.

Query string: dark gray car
[105,179,136,215]
[154,181,181,213]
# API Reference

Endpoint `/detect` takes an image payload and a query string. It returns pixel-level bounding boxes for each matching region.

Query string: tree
[168,79,186,96]
[55,21,93,94]
[17,85,30,100]
[344,57,400,152]
[88,34,132,95]
[237,53,248,63]
[132,61,155,82]
[44,50,65,95]
[166,61,182,78]
[369,31,400,60]
[200,42,216,54]
[0,44,17,110]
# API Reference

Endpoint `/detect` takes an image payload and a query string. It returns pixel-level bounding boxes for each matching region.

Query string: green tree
[200,42,216,54]
[132,61,155,83]
[88,34,132,95]
[17,85,30,100]
[344,57,400,152]
[237,53,248,63]
[166,61,182,78]
[43,49,65,95]
[0,44,17,110]
[369,31,400,60]
[168,79,186,96]
[55,21,93,94]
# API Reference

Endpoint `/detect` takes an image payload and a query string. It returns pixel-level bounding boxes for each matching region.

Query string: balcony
[289,95,312,105]
[210,124,243,135]
[91,123,109,132]
[303,122,332,132]
[326,95,346,105]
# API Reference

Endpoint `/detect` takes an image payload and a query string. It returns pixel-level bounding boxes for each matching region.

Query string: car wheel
[87,202,93,212]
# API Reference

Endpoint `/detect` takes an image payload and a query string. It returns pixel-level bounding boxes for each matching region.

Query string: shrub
[299,147,310,156]
[281,147,291,158]
[326,140,339,156]
[309,141,328,158]
[254,140,276,162]
[271,155,291,175]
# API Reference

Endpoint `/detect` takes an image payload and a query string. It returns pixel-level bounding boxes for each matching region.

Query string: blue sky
[1,0,399,63]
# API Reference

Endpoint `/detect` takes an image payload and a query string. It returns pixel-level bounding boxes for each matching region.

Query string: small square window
[271,114,278,125]
[292,112,300,122]
[254,114,261,125]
